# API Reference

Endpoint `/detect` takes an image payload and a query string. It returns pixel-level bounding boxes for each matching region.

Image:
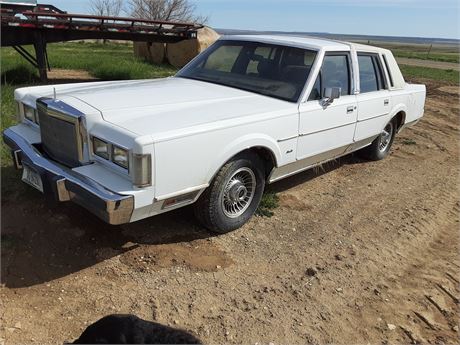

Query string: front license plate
[22,165,44,193]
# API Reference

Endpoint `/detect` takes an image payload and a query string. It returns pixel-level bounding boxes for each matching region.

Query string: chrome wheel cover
[379,122,394,152]
[222,167,256,218]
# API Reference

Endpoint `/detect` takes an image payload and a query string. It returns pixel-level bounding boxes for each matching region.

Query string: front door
[297,52,358,162]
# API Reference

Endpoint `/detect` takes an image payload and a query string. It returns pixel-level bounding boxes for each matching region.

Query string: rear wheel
[359,119,397,161]
[194,153,265,234]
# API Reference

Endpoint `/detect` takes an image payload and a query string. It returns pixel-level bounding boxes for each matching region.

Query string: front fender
[205,133,282,183]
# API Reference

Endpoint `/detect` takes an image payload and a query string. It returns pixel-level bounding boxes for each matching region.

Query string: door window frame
[307,51,353,101]
[357,52,389,94]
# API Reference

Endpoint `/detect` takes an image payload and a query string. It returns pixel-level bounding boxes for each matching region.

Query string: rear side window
[358,55,378,93]
[358,53,387,93]
[382,54,394,87]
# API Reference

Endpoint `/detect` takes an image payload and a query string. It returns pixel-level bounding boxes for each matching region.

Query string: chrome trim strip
[398,119,419,133]
[3,128,134,225]
[155,184,209,202]
[269,144,349,183]
[277,135,298,143]
[345,136,378,153]
[269,135,378,183]
[357,112,389,123]
[299,122,355,137]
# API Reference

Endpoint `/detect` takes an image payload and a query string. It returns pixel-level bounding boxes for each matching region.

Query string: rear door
[297,52,358,161]
[354,53,392,143]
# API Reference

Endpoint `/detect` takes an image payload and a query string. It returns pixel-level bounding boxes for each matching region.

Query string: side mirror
[322,87,341,107]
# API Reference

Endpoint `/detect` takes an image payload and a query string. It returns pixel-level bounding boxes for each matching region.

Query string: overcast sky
[48,0,459,39]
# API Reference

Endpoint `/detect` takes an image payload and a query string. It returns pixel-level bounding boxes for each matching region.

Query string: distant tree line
[90,0,207,23]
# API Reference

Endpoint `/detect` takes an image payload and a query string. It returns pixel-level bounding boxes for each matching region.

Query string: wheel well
[394,111,406,132]
[238,147,277,180]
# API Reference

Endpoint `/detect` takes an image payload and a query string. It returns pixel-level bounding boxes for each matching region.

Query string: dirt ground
[47,69,96,82]
[1,78,459,345]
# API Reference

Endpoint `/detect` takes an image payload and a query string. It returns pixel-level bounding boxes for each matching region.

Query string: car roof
[220,34,389,53]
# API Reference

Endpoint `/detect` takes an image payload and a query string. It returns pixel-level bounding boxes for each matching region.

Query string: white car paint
[8,35,426,223]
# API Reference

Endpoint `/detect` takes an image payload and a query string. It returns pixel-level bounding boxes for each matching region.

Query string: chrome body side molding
[268,135,378,183]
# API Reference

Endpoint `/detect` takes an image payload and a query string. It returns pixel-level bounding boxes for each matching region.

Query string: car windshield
[176,40,318,102]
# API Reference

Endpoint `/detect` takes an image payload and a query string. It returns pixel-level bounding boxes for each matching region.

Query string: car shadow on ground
[1,166,215,288]
[1,153,367,288]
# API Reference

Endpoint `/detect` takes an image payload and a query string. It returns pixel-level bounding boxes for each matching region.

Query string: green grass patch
[402,138,417,146]
[256,192,280,217]
[400,65,459,84]
[393,51,459,64]
[1,42,177,82]
[364,42,460,64]
[1,84,19,165]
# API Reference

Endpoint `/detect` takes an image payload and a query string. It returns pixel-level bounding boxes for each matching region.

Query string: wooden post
[426,44,433,59]
[34,31,48,81]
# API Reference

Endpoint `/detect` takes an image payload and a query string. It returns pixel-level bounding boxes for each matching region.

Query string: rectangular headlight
[133,154,152,187]
[92,137,110,160]
[24,104,38,124]
[112,145,129,169]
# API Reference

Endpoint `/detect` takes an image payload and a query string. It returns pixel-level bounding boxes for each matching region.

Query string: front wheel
[359,119,397,161]
[194,153,265,234]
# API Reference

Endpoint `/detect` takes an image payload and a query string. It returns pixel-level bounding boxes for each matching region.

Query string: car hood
[15,77,295,140]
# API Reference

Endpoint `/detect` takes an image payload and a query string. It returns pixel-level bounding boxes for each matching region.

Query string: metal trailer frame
[1,5,203,80]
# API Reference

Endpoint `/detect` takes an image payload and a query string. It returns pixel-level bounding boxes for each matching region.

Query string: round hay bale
[133,42,150,59]
[133,42,166,64]
[148,43,166,64]
[166,26,220,68]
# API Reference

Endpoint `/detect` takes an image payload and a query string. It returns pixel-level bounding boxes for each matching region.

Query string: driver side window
[308,53,351,101]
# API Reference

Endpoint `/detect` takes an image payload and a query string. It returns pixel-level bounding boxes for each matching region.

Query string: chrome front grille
[37,98,86,168]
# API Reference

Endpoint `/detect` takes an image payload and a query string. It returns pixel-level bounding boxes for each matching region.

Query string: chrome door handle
[347,106,355,114]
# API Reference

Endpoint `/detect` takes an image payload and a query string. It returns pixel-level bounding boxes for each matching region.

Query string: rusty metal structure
[1,3,202,80]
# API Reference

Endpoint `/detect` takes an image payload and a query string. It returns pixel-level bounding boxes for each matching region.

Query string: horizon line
[214,28,460,42]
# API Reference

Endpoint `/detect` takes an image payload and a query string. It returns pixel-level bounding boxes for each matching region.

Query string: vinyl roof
[222,34,388,53]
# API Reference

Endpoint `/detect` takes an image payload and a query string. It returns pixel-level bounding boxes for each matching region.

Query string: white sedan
[4,35,426,233]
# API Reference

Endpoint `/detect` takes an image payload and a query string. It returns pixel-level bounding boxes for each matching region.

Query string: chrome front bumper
[3,128,134,225]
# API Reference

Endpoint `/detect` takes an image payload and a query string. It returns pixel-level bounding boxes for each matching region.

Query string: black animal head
[73,314,202,345]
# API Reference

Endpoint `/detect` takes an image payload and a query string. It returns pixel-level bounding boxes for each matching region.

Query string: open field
[1,42,460,344]
[396,58,459,72]
[357,41,460,64]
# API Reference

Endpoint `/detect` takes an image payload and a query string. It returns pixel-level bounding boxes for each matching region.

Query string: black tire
[359,118,397,161]
[194,152,266,234]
